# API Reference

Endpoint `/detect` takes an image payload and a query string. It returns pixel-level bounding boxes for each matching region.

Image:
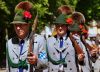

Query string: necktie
[59,37,63,59]
[19,40,24,72]
[60,37,63,48]
[59,37,64,71]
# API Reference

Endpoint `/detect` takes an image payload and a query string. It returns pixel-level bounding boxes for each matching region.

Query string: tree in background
[76,0,100,22]
[0,0,10,67]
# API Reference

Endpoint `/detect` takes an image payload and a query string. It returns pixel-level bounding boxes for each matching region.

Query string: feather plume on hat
[15,1,33,12]
[57,5,73,15]
[11,1,34,24]
[71,12,85,24]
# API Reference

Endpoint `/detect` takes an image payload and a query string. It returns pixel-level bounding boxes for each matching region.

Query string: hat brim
[68,27,80,32]
[10,21,27,24]
[53,22,67,25]
[69,29,80,32]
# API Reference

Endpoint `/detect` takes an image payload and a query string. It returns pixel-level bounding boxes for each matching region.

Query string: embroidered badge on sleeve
[38,51,47,59]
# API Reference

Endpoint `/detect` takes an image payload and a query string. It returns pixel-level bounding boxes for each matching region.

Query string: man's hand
[27,52,38,65]
[78,53,85,61]
[90,49,97,57]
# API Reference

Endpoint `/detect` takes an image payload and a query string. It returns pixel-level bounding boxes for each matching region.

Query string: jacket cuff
[34,59,48,70]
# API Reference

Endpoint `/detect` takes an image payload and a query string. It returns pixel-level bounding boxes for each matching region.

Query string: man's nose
[59,26,62,29]
[16,26,21,30]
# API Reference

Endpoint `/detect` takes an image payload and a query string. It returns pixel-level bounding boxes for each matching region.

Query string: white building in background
[40,26,52,39]
[88,19,98,37]
[88,27,98,37]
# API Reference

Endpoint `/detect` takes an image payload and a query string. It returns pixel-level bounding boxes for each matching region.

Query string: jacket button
[53,52,55,55]
[70,68,72,70]
[67,52,69,55]
[68,60,71,62]
[52,69,53,71]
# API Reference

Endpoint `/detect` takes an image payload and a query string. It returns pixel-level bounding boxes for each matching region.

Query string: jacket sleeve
[35,35,48,70]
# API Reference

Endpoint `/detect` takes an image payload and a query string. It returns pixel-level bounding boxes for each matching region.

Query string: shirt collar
[57,34,67,40]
